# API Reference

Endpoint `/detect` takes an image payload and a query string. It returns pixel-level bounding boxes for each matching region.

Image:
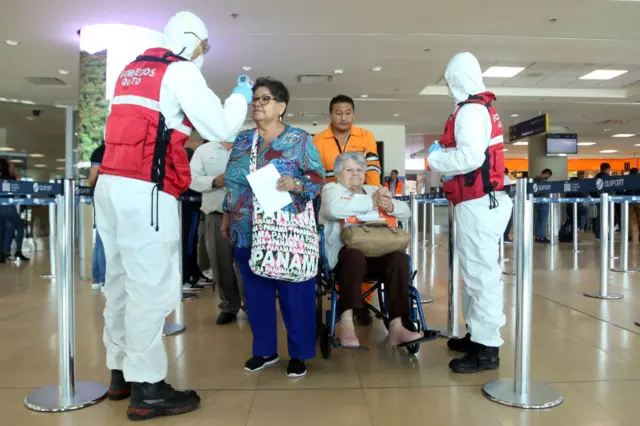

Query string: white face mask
[192,54,204,70]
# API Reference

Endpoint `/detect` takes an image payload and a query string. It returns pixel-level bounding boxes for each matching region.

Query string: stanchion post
[572,202,581,253]
[77,200,86,280]
[609,198,617,268]
[611,200,637,273]
[427,203,439,248]
[422,198,427,245]
[584,193,623,300]
[549,194,558,246]
[433,203,463,338]
[25,106,107,412]
[483,178,564,408]
[41,200,58,279]
[163,200,186,337]
[410,194,419,261]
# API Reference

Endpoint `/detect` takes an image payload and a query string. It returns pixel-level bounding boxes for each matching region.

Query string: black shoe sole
[127,402,199,421]
[450,362,499,374]
[107,389,131,401]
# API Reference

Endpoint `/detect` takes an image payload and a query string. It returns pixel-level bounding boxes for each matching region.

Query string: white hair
[334,152,366,174]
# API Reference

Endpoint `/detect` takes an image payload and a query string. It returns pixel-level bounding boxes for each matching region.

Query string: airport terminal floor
[2,234,640,426]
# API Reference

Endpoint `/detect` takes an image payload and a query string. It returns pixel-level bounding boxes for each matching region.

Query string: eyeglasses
[184,32,210,55]
[251,95,278,106]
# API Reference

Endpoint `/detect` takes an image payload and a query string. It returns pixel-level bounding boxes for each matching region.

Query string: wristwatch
[294,178,304,193]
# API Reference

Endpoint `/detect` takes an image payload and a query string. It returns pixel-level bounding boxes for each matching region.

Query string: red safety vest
[101,48,194,199]
[439,92,505,207]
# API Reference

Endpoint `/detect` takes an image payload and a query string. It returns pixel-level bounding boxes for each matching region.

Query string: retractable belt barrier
[483,174,640,409]
[0,176,108,412]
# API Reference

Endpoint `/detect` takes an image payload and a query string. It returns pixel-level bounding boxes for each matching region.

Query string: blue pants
[234,248,316,360]
[535,204,549,239]
[3,208,24,252]
[92,230,106,283]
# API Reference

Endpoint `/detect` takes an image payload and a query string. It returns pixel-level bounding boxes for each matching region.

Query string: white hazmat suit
[95,11,248,384]
[428,52,512,348]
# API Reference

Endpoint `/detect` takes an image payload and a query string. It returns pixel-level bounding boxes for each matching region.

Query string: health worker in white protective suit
[94,11,252,421]
[427,52,512,374]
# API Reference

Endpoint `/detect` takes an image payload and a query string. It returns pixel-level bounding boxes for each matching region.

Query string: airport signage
[509,114,548,142]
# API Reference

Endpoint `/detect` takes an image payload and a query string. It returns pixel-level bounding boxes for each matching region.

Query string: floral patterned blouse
[223,125,325,248]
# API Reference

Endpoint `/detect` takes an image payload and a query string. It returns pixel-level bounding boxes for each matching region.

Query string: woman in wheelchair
[319,152,425,348]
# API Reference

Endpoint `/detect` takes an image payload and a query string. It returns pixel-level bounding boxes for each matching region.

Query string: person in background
[0,159,15,263]
[88,142,106,290]
[384,169,404,196]
[94,11,251,420]
[313,95,381,325]
[503,168,513,243]
[2,161,30,261]
[224,77,325,378]
[190,138,244,325]
[181,138,213,291]
[534,168,553,243]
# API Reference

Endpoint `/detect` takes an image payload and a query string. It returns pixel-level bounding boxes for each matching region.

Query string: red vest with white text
[101,48,194,199]
[439,92,505,207]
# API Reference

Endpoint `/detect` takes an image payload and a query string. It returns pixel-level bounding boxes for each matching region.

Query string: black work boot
[107,370,131,401]
[127,381,200,421]
[447,333,472,353]
[449,341,500,374]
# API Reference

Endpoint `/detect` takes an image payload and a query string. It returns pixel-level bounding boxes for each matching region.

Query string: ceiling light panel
[579,69,628,80]
[612,134,635,138]
[482,66,525,78]
[577,142,596,146]
[599,149,619,153]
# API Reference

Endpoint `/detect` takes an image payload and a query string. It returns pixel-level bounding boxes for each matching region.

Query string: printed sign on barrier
[527,175,640,195]
[0,179,62,196]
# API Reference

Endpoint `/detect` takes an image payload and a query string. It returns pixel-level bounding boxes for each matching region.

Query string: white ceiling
[3,0,640,173]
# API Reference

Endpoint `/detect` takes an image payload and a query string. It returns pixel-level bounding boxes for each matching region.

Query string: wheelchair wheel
[319,325,332,359]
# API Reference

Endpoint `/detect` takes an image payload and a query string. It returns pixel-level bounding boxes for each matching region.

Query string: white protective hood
[163,11,208,67]
[444,52,486,105]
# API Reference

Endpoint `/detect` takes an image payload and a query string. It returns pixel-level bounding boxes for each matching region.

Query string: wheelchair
[314,223,440,359]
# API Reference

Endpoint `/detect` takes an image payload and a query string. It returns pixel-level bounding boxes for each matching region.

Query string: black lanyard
[333,134,351,153]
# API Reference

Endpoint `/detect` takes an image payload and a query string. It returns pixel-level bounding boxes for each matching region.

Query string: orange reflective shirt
[313,125,381,185]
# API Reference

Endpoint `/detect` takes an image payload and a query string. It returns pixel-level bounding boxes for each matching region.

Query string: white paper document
[356,209,385,223]
[246,163,292,214]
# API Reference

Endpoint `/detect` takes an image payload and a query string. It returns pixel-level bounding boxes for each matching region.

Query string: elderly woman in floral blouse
[223,77,325,378]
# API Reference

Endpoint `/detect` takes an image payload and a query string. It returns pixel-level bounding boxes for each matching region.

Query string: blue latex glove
[427,142,442,155]
[232,74,253,104]
[442,175,455,183]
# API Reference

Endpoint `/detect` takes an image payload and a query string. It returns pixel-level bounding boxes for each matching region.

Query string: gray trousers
[197,216,210,272]
[205,212,243,314]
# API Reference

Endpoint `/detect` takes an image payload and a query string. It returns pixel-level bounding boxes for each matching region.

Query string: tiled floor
[1,235,639,425]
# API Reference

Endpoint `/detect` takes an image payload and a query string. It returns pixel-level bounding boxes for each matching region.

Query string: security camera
[32,109,41,117]
[312,121,318,126]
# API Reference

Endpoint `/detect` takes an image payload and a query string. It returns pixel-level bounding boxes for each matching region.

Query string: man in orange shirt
[314,95,381,185]
[314,95,382,325]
